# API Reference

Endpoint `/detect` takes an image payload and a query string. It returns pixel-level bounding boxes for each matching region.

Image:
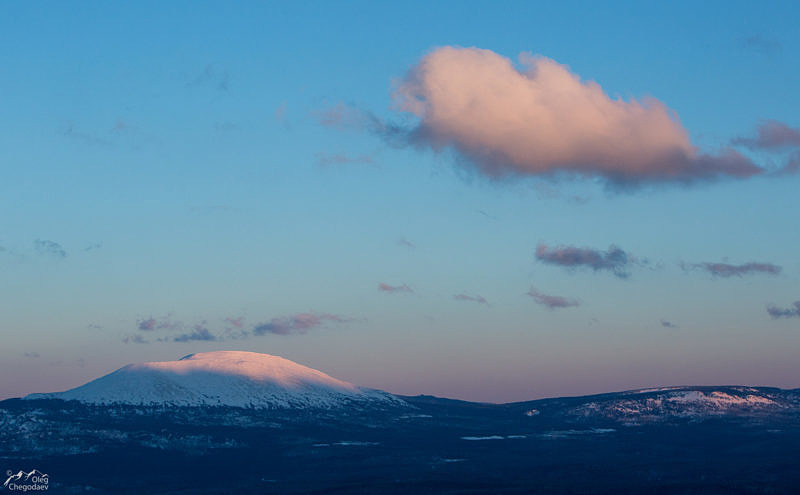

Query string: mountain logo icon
[3,469,49,489]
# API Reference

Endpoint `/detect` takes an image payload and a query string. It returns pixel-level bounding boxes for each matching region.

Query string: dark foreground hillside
[2,386,799,494]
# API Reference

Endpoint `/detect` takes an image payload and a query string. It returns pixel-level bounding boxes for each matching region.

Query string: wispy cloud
[766,301,800,319]
[453,293,489,306]
[536,243,637,279]
[378,46,763,186]
[252,312,349,336]
[682,261,781,278]
[136,316,182,331]
[527,287,580,309]
[733,120,800,151]
[34,239,67,258]
[24,352,40,358]
[123,334,149,344]
[275,101,288,127]
[316,152,375,166]
[224,316,245,329]
[170,325,218,342]
[397,238,415,249]
[61,123,112,146]
[378,282,413,294]
[186,64,229,92]
[660,319,679,329]
[739,33,782,56]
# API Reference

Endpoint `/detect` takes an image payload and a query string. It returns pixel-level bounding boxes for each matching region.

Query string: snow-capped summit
[25,351,405,409]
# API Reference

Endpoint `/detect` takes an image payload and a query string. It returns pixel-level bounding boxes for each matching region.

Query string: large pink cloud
[391,46,763,184]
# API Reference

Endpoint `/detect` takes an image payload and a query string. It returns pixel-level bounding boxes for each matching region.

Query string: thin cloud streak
[453,293,489,306]
[316,152,374,166]
[252,313,349,336]
[536,243,636,279]
[733,120,800,150]
[682,261,781,278]
[527,287,580,309]
[378,282,414,294]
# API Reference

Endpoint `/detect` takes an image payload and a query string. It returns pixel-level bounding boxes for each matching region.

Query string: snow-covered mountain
[25,351,405,409]
[567,386,798,422]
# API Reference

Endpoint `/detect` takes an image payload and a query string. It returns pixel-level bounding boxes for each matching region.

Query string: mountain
[4,379,799,493]
[25,351,404,409]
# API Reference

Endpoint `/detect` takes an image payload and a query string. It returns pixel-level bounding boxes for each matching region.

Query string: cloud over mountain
[252,313,349,336]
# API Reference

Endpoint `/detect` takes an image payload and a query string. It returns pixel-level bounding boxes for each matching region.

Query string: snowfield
[25,351,405,409]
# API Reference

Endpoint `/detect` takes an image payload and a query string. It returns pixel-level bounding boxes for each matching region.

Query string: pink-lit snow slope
[25,351,404,409]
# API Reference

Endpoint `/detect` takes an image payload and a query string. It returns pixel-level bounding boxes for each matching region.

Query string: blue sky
[1,1,799,402]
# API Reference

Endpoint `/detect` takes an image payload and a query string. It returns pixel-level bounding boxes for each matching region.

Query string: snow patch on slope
[571,387,789,422]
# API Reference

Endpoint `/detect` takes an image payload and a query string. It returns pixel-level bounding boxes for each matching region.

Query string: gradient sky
[1,1,799,403]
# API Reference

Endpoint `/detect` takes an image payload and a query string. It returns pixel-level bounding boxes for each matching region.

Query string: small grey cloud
[170,325,217,342]
[252,312,349,336]
[316,152,375,167]
[682,261,781,278]
[223,316,245,329]
[660,319,679,329]
[137,316,182,331]
[378,282,413,294]
[536,243,637,279]
[733,120,800,151]
[187,64,229,92]
[61,123,112,146]
[739,33,782,56]
[767,301,800,319]
[123,334,149,344]
[477,210,498,221]
[527,287,580,309]
[275,101,288,127]
[84,242,102,251]
[397,238,415,249]
[453,293,489,306]
[24,352,40,358]
[34,239,67,258]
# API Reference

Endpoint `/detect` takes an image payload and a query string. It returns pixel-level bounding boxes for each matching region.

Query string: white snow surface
[25,351,404,409]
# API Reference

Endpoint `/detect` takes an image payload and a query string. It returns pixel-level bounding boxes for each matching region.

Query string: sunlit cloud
[385,46,763,186]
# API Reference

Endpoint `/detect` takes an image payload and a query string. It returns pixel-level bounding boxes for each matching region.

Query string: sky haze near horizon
[1,1,799,403]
